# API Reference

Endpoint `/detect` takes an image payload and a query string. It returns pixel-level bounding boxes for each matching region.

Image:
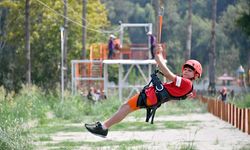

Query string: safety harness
[137,70,193,124]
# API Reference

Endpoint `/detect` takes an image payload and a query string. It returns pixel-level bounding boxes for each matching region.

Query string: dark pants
[108,48,113,59]
[150,45,155,59]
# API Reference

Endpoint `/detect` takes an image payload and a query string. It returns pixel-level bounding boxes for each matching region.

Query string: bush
[53,92,88,121]
[230,93,250,108]
[87,96,122,119]
[52,91,122,122]
[11,85,50,122]
[0,85,48,150]
[0,119,33,150]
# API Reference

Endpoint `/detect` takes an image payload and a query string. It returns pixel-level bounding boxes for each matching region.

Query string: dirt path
[38,113,250,150]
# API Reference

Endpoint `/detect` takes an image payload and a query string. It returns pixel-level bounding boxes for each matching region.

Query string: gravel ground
[36,113,250,150]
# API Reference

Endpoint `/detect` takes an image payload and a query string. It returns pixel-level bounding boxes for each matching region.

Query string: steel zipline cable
[35,0,120,34]
[59,0,120,34]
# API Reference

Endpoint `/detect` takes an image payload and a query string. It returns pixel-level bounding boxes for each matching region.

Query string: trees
[219,0,250,75]
[185,0,192,60]
[25,0,31,84]
[0,0,109,91]
[208,0,217,94]
[0,0,249,92]
[82,0,87,59]
[236,0,250,76]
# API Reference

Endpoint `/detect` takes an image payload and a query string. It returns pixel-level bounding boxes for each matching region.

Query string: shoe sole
[84,124,107,138]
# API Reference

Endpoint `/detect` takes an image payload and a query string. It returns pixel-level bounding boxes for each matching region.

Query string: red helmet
[182,59,202,78]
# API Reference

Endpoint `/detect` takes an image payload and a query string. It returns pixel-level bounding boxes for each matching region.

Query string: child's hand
[155,44,163,54]
[187,91,197,99]
[187,92,194,99]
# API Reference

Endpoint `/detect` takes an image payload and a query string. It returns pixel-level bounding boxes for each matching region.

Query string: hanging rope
[156,0,164,44]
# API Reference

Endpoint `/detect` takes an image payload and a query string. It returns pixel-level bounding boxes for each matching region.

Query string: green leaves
[0,1,18,9]
[0,0,109,91]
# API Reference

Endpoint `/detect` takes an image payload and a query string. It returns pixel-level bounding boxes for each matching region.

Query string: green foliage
[236,0,250,36]
[45,139,144,149]
[32,124,83,134]
[1,0,249,92]
[219,0,250,68]
[0,0,109,91]
[53,93,88,121]
[12,85,50,123]
[85,96,122,119]
[0,86,34,149]
[0,119,33,150]
[230,93,250,108]
[156,100,207,116]
[108,64,119,84]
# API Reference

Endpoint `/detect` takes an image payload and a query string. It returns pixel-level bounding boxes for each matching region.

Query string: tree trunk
[63,0,68,88]
[82,0,87,59]
[185,0,192,60]
[0,8,7,50]
[25,0,31,84]
[208,0,217,95]
[248,52,250,86]
[81,0,87,77]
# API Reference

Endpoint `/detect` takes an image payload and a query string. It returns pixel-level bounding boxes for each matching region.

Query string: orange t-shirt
[145,76,193,105]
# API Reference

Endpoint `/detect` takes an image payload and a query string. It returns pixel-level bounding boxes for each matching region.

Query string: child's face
[182,67,195,79]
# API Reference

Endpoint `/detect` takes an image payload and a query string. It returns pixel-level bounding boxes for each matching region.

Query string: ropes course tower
[71,23,166,101]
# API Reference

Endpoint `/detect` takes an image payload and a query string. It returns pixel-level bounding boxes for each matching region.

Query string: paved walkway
[36,113,250,150]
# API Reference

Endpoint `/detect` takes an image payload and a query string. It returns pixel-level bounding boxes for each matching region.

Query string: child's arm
[155,44,176,82]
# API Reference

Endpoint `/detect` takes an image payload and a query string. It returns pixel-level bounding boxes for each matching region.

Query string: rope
[157,7,164,44]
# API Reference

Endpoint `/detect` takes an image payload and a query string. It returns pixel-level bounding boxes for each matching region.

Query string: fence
[198,96,250,135]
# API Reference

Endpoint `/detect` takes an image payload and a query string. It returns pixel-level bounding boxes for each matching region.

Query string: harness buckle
[155,84,164,92]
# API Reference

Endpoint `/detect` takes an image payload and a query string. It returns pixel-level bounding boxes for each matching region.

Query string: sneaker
[85,122,108,138]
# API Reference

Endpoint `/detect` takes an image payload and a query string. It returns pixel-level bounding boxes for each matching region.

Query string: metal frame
[103,59,158,101]
[71,59,161,101]
[119,23,153,58]
[71,60,104,94]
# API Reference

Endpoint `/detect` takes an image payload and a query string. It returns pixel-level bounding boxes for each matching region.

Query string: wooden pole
[246,109,250,135]
[234,107,238,128]
[237,108,241,130]
[231,104,234,126]
[228,103,231,123]
[221,101,225,120]
[226,103,229,121]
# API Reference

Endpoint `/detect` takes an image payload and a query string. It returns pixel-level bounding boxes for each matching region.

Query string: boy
[85,44,202,137]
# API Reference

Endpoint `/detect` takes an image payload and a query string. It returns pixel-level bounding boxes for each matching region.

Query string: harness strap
[137,70,193,124]
[146,107,157,124]
[145,104,161,124]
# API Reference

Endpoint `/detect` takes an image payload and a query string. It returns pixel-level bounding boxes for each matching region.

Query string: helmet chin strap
[189,77,195,80]
[182,73,196,81]
[192,73,200,80]
[181,75,194,80]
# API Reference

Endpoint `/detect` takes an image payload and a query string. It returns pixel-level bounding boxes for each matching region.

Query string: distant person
[87,87,95,101]
[87,87,101,102]
[218,87,227,102]
[230,89,234,99]
[147,31,156,59]
[108,34,116,59]
[100,90,107,100]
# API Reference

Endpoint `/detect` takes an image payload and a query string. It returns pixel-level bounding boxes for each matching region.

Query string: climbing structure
[72,42,167,97]
[72,23,167,98]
